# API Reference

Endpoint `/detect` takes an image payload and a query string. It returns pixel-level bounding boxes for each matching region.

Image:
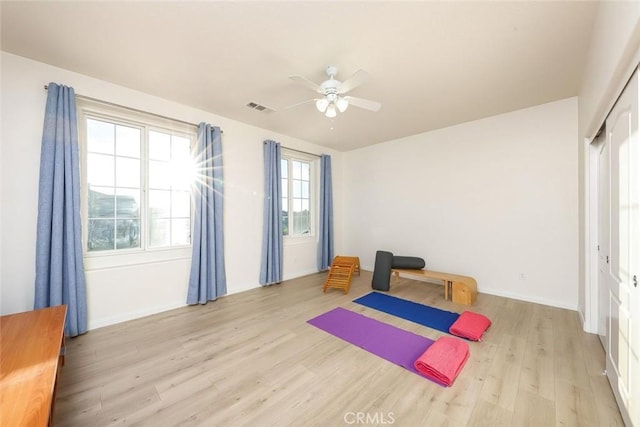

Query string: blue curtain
[259,140,283,285]
[34,83,87,337]
[317,154,334,271]
[187,123,226,304]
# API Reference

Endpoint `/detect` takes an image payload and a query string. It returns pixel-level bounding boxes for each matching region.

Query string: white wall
[577,2,640,330]
[343,98,578,309]
[0,52,343,328]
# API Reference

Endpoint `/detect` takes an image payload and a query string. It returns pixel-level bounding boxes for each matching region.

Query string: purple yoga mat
[307,307,435,375]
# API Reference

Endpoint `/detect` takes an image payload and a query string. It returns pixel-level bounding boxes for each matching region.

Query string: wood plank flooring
[53,271,623,426]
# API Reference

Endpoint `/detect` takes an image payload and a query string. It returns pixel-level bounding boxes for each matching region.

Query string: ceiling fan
[288,65,382,118]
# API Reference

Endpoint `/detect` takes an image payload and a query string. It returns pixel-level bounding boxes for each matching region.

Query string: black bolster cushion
[372,250,394,291]
[392,256,426,270]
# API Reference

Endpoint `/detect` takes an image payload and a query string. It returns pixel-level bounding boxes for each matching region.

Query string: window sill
[284,235,316,246]
[84,246,192,271]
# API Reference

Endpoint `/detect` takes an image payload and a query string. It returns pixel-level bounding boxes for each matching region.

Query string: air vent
[246,102,274,113]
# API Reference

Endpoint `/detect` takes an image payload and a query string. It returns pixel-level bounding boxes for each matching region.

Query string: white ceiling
[1,1,598,151]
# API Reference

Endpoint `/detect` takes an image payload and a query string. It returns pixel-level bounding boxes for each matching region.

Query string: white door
[604,68,639,427]
[597,133,609,348]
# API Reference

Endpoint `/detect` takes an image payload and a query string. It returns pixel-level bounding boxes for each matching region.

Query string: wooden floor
[53,271,623,426]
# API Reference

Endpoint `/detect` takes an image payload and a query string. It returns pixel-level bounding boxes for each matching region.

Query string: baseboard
[226,283,260,296]
[88,300,186,330]
[283,268,321,281]
[88,269,577,330]
[88,269,324,330]
[466,287,578,311]
[578,307,600,334]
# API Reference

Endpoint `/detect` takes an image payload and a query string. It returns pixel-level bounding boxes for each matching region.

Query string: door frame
[587,131,608,345]
[585,134,602,335]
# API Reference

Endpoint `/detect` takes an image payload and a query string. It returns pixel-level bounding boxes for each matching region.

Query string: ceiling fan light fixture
[289,65,381,118]
[316,98,329,113]
[325,103,337,118]
[336,97,349,113]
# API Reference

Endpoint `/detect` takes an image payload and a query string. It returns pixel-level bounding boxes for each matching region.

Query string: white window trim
[77,98,197,270]
[281,148,318,244]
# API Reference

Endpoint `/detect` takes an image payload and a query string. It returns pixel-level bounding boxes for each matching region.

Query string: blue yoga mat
[353,292,459,333]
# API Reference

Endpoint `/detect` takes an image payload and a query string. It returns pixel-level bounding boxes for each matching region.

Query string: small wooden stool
[332,256,361,276]
[322,256,360,294]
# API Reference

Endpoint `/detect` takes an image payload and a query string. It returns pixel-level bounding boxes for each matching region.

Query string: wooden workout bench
[391,268,478,305]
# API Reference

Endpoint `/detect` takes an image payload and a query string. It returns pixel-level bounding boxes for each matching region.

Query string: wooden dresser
[0,305,67,426]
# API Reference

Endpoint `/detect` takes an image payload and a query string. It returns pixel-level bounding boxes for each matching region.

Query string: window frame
[77,98,197,270]
[280,149,317,242]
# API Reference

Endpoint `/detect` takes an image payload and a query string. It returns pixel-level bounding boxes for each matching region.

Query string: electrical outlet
[519,273,526,280]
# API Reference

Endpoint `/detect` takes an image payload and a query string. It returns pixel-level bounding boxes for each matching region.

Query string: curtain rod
[280,145,321,158]
[43,84,221,132]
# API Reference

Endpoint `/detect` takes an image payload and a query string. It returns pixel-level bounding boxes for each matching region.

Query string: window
[281,153,313,237]
[79,99,196,258]
[85,119,142,251]
[147,130,193,248]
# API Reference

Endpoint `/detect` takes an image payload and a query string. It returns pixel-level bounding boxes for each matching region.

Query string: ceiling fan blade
[344,96,381,112]
[338,69,369,94]
[289,75,323,94]
[284,98,318,110]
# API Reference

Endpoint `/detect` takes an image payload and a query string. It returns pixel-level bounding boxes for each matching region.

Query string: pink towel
[449,311,492,341]
[414,336,469,387]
